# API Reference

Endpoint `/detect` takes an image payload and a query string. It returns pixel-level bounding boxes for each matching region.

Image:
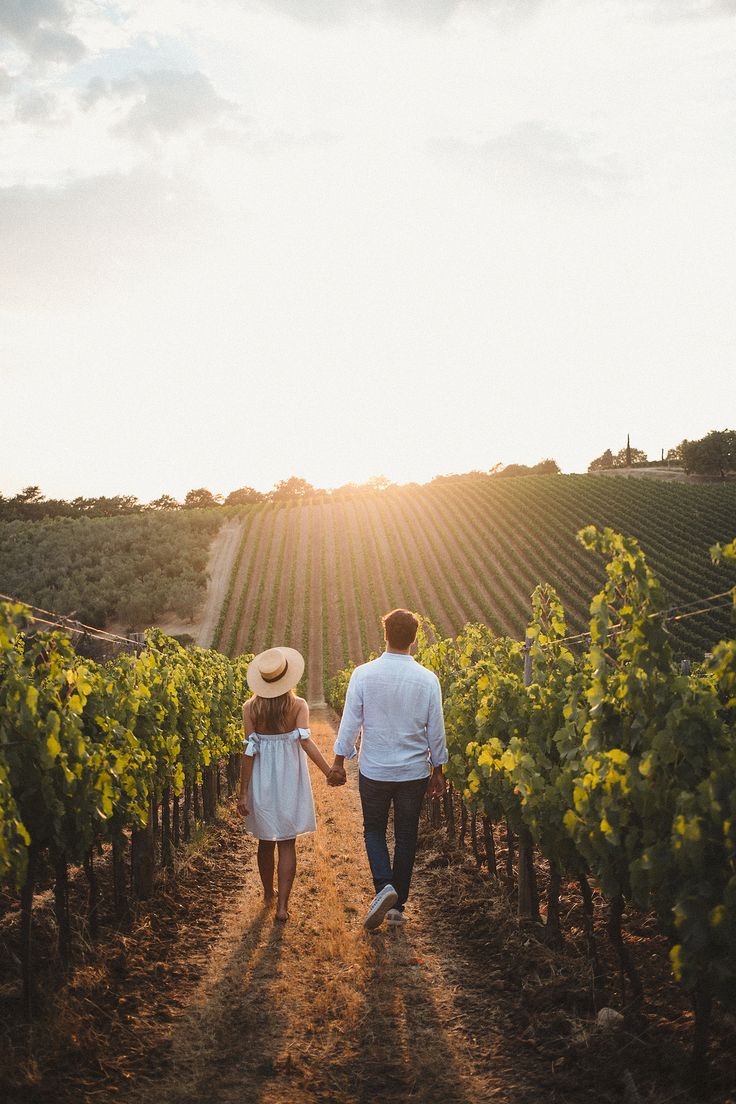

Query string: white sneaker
[385,908,406,926]
[363,884,399,930]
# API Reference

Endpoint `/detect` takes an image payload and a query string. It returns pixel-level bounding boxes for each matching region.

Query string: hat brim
[246,647,305,698]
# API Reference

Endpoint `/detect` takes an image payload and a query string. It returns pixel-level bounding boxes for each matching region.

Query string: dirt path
[125,710,498,1104]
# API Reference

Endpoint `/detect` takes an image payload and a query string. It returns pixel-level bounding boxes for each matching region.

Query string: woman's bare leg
[276,839,297,920]
[257,840,276,903]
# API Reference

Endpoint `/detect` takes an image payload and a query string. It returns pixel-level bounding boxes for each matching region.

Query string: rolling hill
[211,475,736,699]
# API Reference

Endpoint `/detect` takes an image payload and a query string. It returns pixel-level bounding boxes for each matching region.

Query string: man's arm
[331,669,363,780]
[427,675,448,799]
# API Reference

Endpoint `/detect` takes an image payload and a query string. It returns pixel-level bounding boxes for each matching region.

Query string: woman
[236,646,336,921]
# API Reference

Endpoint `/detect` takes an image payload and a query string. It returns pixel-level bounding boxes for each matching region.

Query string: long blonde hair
[250,689,296,733]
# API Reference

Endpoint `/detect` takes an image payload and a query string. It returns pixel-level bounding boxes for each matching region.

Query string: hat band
[261,658,289,684]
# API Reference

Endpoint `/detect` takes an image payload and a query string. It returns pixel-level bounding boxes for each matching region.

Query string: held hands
[326,764,347,787]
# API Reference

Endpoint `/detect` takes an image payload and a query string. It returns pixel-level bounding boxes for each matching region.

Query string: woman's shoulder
[292,696,309,723]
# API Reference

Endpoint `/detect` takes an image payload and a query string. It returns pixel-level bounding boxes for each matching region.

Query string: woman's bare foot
[275,907,289,922]
[263,891,275,907]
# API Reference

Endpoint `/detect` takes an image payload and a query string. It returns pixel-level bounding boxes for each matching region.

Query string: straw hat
[246,646,305,698]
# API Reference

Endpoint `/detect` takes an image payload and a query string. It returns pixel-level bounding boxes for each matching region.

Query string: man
[329,609,447,930]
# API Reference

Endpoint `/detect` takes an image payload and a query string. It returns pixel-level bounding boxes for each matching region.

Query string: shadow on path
[355,927,477,1104]
[136,905,287,1104]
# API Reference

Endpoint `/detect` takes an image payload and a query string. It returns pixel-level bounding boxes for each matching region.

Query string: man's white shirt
[333,651,448,781]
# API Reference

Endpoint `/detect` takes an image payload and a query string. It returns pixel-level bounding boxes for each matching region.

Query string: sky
[1,0,735,501]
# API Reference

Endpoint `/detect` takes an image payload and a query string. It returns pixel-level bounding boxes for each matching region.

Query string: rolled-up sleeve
[334,669,363,760]
[427,675,448,768]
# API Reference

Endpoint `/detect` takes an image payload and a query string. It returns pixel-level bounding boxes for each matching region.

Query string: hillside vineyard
[212,476,736,699]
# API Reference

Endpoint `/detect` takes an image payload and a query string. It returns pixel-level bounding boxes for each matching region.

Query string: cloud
[81,69,238,143]
[433,121,626,196]
[0,170,213,305]
[643,0,736,18]
[0,0,85,65]
[14,88,59,122]
[247,0,543,25]
[0,66,15,95]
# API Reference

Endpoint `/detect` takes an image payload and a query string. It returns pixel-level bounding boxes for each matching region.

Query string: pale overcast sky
[1,0,735,500]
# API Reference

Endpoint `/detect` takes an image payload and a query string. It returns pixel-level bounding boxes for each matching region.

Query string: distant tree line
[0,476,403,518]
[0,512,220,627]
[675,429,736,480]
[492,458,560,478]
[588,429,736,479]
[588,445,648,472]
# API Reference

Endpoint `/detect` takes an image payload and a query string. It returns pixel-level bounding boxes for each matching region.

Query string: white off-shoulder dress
[242,727,317,841]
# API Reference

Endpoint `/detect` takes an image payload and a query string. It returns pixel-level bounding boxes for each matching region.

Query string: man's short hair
[382,608,419,649]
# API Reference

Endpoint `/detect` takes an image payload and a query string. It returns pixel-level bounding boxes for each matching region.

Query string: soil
[3,711,734,1104]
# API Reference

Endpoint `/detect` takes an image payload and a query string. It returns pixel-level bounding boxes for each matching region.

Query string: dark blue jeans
[358,771,429,911]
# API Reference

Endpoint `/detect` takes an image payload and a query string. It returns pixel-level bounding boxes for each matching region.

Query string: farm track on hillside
[215,477,736,694]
